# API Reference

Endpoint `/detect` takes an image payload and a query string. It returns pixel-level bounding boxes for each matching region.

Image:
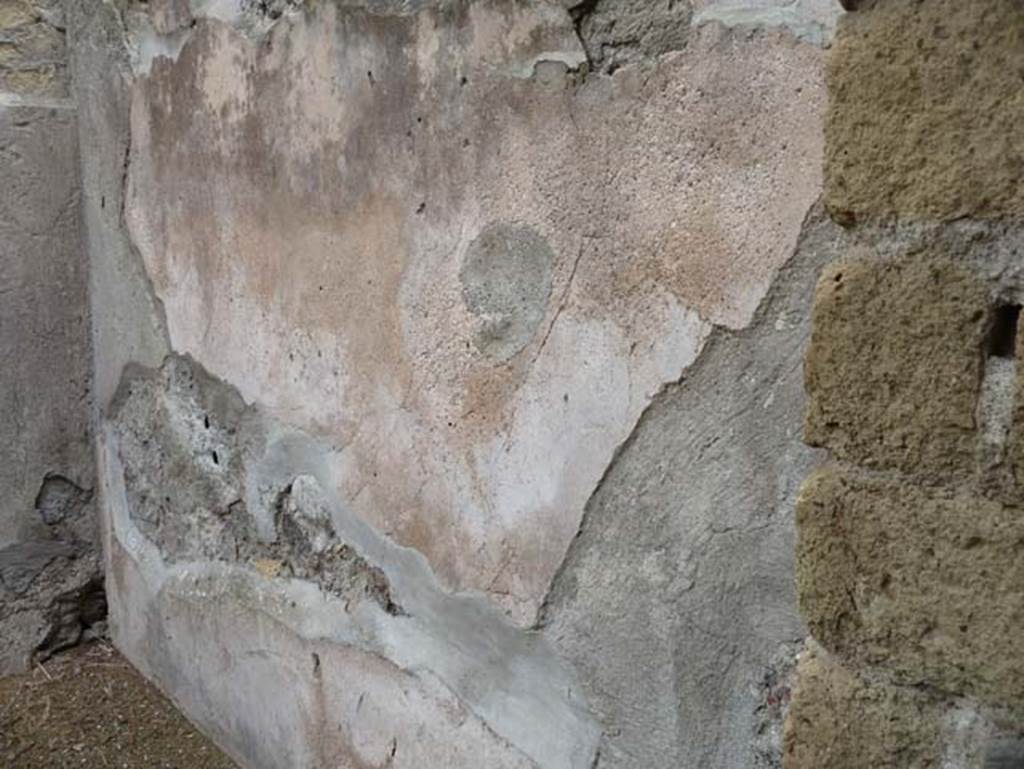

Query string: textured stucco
[123,1,826,626]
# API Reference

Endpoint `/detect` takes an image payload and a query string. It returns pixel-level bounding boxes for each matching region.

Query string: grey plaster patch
[106,354,599,767]
[985,738,1024,769]
[540,204,841,768]
[65,0,171,408]
[0,101,94,549]
[691,4,830,47]
[570,0,693,73]
[460,222,555,364]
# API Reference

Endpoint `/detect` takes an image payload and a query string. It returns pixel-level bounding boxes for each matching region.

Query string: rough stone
[109,354,253,547]
[796,465,1024,710]
[109,355,401,613]
[0,1,36,30]
[783,643,943,769]
[0,539,75,595]
[804,251,989,482]
[0,2,68,97]
[824,0,1024,222]
[35,474,92,525]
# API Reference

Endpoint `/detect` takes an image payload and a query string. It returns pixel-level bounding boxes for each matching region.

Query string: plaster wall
[67,0,844,766]
[787,2,1024,766]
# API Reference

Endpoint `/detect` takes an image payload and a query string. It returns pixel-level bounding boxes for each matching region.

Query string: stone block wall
[786,1,1024,765]
[24,0,1018,765]
[0,0,67,97]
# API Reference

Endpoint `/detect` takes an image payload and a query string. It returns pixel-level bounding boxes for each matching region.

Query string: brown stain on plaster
[125,2,830,614]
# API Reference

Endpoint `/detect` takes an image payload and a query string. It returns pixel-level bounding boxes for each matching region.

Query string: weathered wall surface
[0,0,101,675]
[67,0,842,767]
[786,1,1024,766]
[121,1,828,626]
[541,205,841,768]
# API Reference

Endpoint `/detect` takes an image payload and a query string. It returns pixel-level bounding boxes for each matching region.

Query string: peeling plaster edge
[532,328,717,631]
[691,5,836,47]
[120,150,174,371]
[99,413,602,769]
[534,198,829,630]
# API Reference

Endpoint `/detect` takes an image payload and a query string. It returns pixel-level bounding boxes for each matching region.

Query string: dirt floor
[0,642,237,768]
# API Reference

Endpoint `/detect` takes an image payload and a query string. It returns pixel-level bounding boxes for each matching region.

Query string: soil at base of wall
[0,642,237,768]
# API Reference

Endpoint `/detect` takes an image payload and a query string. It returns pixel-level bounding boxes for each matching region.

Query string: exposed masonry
[569,0,835,74]
[569,0,693,74]
[0,539,105,671]
[789,219,1024,767]
[106,354,600,768]
[0,0,69,97]
[110,357,401,614]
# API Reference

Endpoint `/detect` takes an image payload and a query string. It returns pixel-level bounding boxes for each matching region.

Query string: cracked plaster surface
[121,0,826,624]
